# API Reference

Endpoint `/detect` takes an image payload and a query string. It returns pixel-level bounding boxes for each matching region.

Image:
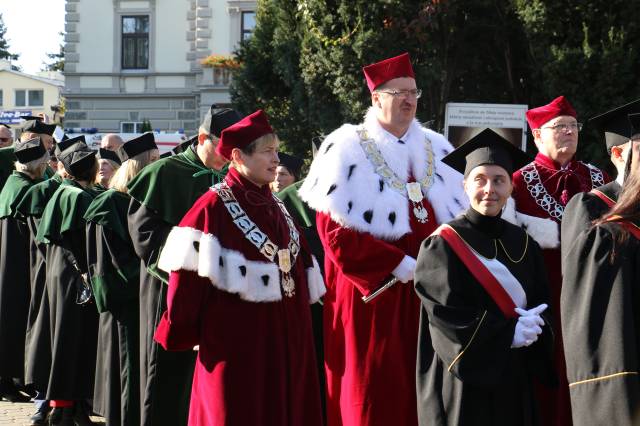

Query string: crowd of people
[0,51,638,426]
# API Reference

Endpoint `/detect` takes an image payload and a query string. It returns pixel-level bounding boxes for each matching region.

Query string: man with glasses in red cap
[504,96,610,426]
[299,53,467,426]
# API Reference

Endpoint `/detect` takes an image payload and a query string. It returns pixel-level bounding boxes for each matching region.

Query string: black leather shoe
[72,403,96,426]
[49,407,74,426]
[29,404,51,425]
[0,387,31,402]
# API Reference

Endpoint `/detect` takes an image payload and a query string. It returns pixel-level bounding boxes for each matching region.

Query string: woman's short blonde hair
[109,149,159,192]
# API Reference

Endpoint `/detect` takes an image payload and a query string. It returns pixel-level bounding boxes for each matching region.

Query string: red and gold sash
[590,189,616,208]
[604,216,640,240]
[432,225,520,319]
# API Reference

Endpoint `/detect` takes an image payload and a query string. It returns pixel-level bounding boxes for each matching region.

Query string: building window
[120,121,144,133]
[241,11,256,41]
[122,15,149,69]
[15,90,44,107]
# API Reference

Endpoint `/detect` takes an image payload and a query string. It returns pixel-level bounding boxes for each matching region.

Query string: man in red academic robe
[298,53,468,426]
[154,110,325,426]
[503,96,610,426]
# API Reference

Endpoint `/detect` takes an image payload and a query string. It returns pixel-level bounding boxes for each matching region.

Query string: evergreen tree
[514,0,640,167]
[0,13,19,62]
[43,32,65,72]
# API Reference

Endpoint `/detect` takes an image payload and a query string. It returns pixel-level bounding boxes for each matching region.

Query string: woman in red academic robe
[154,110,325,426]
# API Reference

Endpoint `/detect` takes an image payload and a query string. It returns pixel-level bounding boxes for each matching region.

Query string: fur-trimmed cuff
[306,256,326,303]
[515,212,559,249]
[501,198,559,249]
[158,226,201,273]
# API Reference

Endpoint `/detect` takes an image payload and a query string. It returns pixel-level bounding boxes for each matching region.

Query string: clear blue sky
[0,0,66,73]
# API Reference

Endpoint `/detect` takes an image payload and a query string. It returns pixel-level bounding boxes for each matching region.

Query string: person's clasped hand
[511,303,547,348]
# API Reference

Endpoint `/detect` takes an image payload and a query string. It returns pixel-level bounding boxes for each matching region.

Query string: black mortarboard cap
[55,135,86,156]
[97,148,122,165]
[21,119,56,136]
[588,99,640,151]
[118,132,158,162]
[278,152,304,178]
[201,107,243,138]
[441,128,531,176]
[159,151,172,159]
[173,135,197,154]
[14,137,48,163]
[58,143,96,176]
[20,115,43,121]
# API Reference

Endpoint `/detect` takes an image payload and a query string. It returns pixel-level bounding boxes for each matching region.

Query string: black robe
[85,189,141,426]
[414,208,555,426]
[15,173,63,389]
[561,220,640,426]
[560,180,621,268]
[126,147,225,426]
[0,146,14,191]
[36,179,99,400]
[0,171,39,382]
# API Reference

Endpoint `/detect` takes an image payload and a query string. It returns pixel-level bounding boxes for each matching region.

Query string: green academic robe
[15,173,63,389]
[36,179,99,400]
[85,188,141,426]
[126,146,226,426]
[0,171,40,381]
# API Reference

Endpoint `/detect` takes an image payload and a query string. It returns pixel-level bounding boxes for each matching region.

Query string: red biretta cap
[216,110,274,160]
[363,52,415,92]
[526,96,577,130]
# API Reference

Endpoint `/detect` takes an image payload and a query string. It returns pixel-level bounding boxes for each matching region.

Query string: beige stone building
[63,0,257,134]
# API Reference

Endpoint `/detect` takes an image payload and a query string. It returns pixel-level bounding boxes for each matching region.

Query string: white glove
[391,255,416,283]
[511,304,548,348]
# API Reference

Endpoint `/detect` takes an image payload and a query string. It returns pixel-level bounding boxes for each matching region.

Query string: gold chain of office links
[213,181,300,297]
[356,128,434,194]
[495,233,529,264]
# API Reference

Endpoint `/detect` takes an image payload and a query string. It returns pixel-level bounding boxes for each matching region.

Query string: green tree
[140,119,152,133]
[43,32,65,71]
[514,0,640,167]
[0,13,19,62]
[231,0,314,158]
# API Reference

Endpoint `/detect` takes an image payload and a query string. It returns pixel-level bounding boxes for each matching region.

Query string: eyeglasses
[539,122,583,133]
[376,88,422,99]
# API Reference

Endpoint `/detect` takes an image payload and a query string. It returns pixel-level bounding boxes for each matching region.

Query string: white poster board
[444,103,528,150]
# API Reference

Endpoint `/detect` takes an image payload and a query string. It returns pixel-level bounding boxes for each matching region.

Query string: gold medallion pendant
[407,182,428,223]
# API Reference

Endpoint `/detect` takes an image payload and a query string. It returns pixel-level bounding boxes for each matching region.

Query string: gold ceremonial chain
[495,233,529,264]
[356,127,435,223]
[214,181,299,297]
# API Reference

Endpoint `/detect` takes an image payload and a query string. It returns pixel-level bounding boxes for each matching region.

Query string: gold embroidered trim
[569,371,638,387]
[447,310,487,372]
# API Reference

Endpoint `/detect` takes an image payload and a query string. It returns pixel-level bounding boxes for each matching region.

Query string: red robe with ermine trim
[154,168,324,426]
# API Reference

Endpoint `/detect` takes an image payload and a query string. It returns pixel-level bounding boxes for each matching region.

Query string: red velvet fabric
[525,96,577,130]
[362,52,415,92]
[216,110,273,160]
[154,167,322,426]
[318,194,437,426]
[512,153,610,426]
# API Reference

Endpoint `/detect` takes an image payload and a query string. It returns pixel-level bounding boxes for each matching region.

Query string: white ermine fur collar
[298,107,468,240]
[157,226,326,303]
